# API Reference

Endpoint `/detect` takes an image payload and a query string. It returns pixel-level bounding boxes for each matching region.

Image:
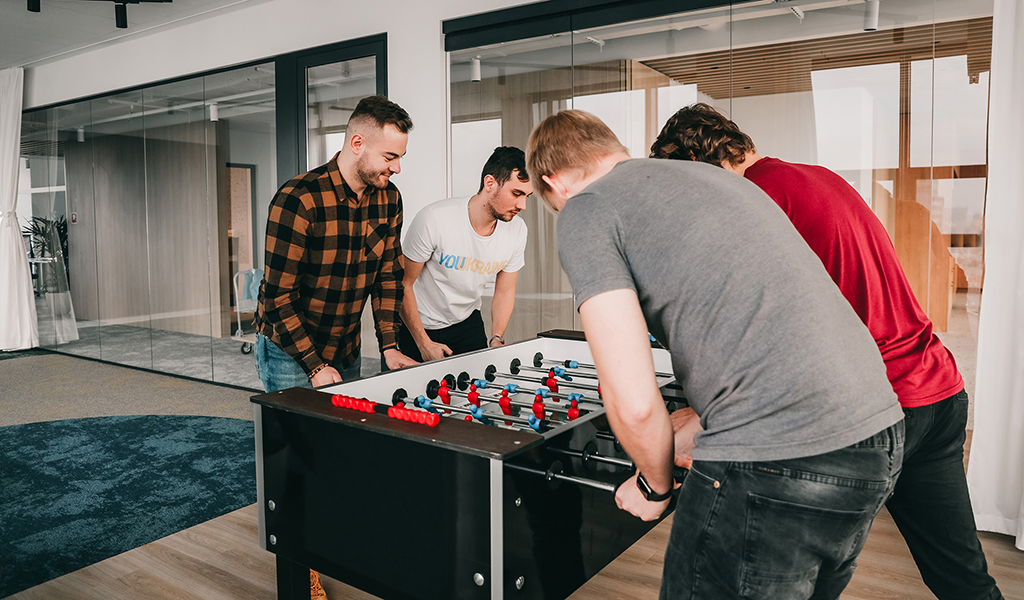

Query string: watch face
[637,472,670,502]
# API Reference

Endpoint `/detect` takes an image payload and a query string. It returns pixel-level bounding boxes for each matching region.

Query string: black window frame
[442,0,747,52]
[21,33,389,190]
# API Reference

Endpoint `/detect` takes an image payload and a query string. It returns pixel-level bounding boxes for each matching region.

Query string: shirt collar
[326,152,360,201]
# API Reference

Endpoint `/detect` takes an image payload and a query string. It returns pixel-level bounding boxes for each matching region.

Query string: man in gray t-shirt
[526,110,904,599]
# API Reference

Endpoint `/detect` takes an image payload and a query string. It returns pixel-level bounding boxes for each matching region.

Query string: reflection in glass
[448,0,993,394]
[17,109,80,349]
[306,57,376,169]
[141,78,215,380]
[85,91,154,369]
[19,62,279,389]
[450,33,575,340]
[53,102,101,359]
[209,63,277,388]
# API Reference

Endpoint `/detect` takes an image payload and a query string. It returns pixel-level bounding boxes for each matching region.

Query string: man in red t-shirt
[651,103,1001,600]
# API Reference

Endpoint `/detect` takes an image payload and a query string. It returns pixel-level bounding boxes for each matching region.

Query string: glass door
[305,56,378,170]
[276,35,387,185]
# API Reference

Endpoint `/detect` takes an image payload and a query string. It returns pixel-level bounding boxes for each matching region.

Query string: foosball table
[251,330,686,600]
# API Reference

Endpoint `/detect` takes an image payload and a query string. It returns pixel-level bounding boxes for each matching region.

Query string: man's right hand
[311,366,343,387]
[419,340,453,362]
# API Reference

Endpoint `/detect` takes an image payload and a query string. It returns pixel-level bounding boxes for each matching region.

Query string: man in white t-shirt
[399,146,531,362]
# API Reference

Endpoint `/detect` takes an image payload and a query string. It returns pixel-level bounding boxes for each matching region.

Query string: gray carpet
[0,354,256,428]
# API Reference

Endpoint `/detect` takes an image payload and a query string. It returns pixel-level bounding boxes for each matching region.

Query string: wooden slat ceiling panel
[642,17,992,99]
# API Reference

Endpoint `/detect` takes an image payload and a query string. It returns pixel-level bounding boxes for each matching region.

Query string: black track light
[115,3,127,28]
[28,0,40,12]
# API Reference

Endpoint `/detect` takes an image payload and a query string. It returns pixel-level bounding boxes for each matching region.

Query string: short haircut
[526,110,628,200]
[650,103,755,167]
[347,95,414,134]
[478,146,529,193]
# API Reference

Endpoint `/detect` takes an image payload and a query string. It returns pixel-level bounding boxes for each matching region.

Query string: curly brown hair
[650,103,755,167]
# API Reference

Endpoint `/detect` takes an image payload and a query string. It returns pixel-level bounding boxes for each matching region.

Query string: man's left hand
[383,348,418,370]
[488,337,505,348]
[615,472,671,521]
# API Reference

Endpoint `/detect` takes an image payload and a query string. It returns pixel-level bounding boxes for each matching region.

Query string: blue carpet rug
[0,415,256,597]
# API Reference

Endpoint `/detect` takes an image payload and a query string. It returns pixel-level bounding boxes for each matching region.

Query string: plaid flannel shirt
[255,153,404,375]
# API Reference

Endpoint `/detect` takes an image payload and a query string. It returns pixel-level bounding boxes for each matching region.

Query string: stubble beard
[486,192,517,223]
[356,155,389,190]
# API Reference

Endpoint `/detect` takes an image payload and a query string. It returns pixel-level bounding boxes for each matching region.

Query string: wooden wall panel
[144,123,219,338]
[64,142,100,322]
[61,125,227,338]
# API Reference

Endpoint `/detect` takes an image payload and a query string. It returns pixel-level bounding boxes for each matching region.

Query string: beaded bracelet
[308,364,328,379]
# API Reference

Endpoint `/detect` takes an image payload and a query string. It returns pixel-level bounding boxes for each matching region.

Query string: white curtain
[966,0,1024,551]
[0,67,39,351]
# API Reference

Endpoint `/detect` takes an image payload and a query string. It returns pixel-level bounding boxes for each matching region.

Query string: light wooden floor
[11,483,1024,599]
[9,501,1024,600]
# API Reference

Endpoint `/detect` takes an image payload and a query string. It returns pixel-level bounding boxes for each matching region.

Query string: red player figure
[499,396,512,415]
[468,384,480,407]
[532,400,546,420]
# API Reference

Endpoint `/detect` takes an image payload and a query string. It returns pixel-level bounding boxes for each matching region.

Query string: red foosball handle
[332,394,440,427]
[387,405,441,427]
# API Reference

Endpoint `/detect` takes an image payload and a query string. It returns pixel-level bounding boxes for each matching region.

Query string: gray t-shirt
[558,159,902,462]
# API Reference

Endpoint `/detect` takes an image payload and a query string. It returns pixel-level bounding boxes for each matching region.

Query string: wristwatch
[636,472,673,502]
[489,335,504,345]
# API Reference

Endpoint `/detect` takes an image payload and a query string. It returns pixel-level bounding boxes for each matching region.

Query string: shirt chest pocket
[363,221,389,261]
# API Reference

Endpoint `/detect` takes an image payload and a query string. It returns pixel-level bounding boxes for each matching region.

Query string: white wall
[22,0,538,224]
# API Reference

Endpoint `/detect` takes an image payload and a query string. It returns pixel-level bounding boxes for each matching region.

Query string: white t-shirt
[403,196,528,330]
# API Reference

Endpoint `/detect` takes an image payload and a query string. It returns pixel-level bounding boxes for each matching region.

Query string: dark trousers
[887,389,1002,600]
[661,422,904,600]
[397,309,488,363]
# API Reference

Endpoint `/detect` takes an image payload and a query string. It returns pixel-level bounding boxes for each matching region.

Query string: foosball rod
[426,377,581,410]
[533,351,674,379]
[435,383,579,422]
[413,395,539,427]
[546,445,634,469]
[491,363,601,392]
[505,462,617,493]
[452,386,576,417]
[510,358,599,382]
[468,379,591,408]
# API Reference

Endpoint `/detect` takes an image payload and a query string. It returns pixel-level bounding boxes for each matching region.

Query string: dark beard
[488,202,514,222]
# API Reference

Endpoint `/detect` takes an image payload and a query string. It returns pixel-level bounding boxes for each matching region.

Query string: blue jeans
[887,389,1002,600]
[254,333,361,393]
[661,422,904,600]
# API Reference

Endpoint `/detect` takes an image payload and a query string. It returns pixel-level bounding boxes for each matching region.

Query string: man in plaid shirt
[254,95,418,394]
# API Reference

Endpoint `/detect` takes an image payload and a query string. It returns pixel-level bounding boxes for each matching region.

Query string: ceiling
[0,0,265,72]
[643,17,993,99]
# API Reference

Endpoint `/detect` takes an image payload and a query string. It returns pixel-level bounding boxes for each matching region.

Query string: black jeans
[887,389,1003,600]
[397,309,488,363]
[661,422,904,600]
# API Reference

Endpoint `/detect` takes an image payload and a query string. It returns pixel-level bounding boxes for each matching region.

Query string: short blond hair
[526,110,628,200]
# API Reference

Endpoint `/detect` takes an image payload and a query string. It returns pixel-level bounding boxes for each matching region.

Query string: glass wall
[450,32,575,343]
[18,62,278,389]
[449,0,992,387]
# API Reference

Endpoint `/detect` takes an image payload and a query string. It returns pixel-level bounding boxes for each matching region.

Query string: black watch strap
[636,471,673,502]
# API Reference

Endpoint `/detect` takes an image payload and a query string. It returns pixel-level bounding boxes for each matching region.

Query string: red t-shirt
[745,157,963,408]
